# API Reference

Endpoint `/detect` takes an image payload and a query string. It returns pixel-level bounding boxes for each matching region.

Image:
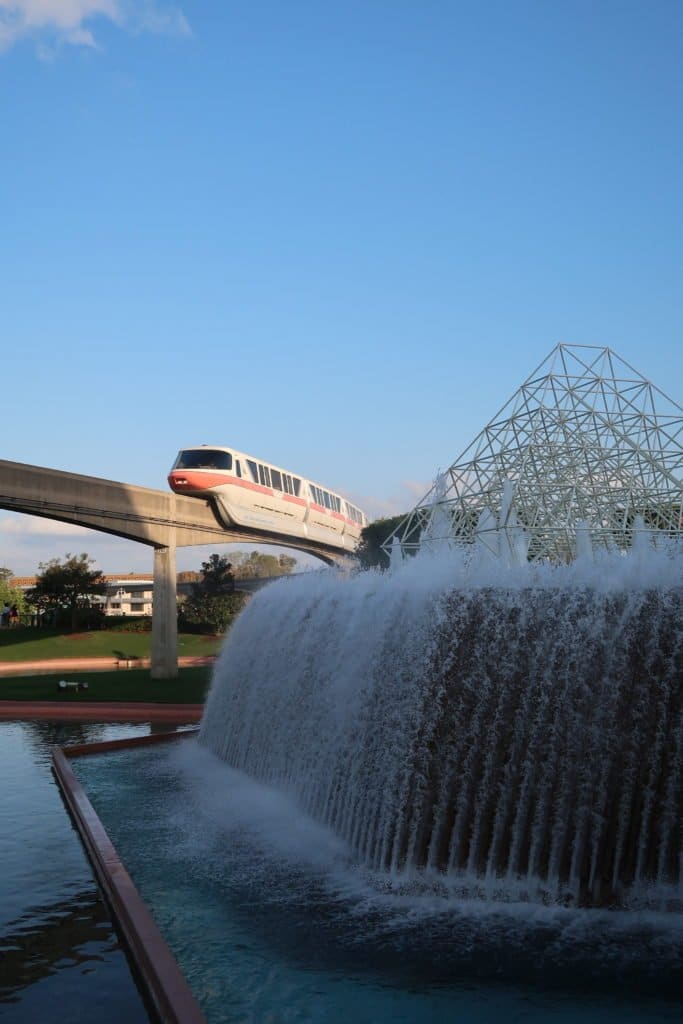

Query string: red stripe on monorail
[310,503,345,522]
[224,476,273,496]
[170,472,362,528]
[169,471,273,496]
[171,472,306,504]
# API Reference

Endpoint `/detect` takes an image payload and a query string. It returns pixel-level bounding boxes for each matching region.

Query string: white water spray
[200,518,682,909]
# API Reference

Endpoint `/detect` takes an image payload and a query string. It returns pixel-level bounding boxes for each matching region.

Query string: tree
[0,568,27,618]
[27,553,106,631]
[179,554,247,635]
[278,553,297,574]
[231,550,297,578]
[356,515,408,570]
[191,553,235,593]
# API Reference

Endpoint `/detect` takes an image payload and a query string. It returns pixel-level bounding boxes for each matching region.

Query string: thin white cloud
[0,511,152,574]
[0,0,190,54]
[132,0,188,37]
[0,512,92,535]
[347,479,432,522]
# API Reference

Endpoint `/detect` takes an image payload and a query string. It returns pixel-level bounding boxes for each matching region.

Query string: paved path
[0,654,217,675]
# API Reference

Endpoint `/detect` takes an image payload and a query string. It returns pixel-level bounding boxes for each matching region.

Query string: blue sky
[1,0,682,574]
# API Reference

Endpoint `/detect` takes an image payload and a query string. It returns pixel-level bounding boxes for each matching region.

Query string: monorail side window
[323,491,331,509]
[258,464,271,487]
[271,469,282,490]
[235,461,242,478]
[283,475,292,494]
[293,478,301,497]
[247,460,258,482]
[345,503,360,523]
[174,449,232,471]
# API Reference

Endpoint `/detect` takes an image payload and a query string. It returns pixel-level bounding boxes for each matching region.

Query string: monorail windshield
[173,449,232,471]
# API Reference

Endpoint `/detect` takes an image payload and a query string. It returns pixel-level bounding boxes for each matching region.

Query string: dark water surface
[3,719,683,1024]
[75,740,683,1024]
[0,720,161,1023]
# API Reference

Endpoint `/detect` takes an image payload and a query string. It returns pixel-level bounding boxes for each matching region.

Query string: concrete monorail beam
[0,459,350,678]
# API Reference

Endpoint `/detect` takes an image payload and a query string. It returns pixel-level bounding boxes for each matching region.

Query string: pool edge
[52,730,206,1024]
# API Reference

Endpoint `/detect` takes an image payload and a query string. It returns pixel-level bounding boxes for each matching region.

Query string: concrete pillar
[151,539,178,679]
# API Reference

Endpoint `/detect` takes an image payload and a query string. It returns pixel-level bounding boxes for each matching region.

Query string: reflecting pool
[0,719,168,1023]
[73,738,683,1024]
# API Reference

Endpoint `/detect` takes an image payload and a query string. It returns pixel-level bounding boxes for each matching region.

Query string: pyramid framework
[387,344,683,563]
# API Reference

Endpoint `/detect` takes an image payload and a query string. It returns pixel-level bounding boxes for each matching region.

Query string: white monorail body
[168,445,368,551]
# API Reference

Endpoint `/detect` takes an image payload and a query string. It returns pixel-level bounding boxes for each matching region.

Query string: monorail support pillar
[151,534,178,680]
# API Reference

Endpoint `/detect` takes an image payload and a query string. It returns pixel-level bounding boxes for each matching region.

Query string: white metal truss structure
[387,344,683,563]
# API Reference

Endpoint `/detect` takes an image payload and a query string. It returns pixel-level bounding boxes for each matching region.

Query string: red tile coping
[62,730,199,757]
[52,729,206,1024]
[0,701,203,721]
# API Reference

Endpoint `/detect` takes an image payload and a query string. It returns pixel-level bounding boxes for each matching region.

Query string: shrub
[179,591,248,635]
[102,615,153,633]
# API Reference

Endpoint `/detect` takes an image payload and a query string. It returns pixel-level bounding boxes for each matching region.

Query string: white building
[10,573,157,617]
[101,578,154,617]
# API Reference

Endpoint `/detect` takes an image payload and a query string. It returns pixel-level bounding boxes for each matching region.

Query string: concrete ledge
[62,729,199,757]
[0,701,203,721]
[52,730,206,1024]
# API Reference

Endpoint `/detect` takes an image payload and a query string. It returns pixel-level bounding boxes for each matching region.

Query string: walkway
[0,654,216,675]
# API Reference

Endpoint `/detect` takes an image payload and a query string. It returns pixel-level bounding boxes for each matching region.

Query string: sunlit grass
[0,666,213,703]
[0,627,222,662]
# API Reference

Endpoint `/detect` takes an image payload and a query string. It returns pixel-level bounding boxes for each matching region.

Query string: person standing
[0,602,10,628]
[9,604,19,627]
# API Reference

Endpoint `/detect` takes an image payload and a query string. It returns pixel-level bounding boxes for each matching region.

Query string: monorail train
[168,445,368,551]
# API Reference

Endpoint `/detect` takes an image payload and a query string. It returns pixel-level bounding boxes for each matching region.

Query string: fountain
[201,338,683,913]
[200,532,682,910]
[54,344,683,1019]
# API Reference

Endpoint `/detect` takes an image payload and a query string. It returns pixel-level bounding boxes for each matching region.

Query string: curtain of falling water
[200,564,683,908]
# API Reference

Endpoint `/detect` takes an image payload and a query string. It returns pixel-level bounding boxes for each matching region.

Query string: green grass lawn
[0,666,213,703]
[0,627,223,662]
